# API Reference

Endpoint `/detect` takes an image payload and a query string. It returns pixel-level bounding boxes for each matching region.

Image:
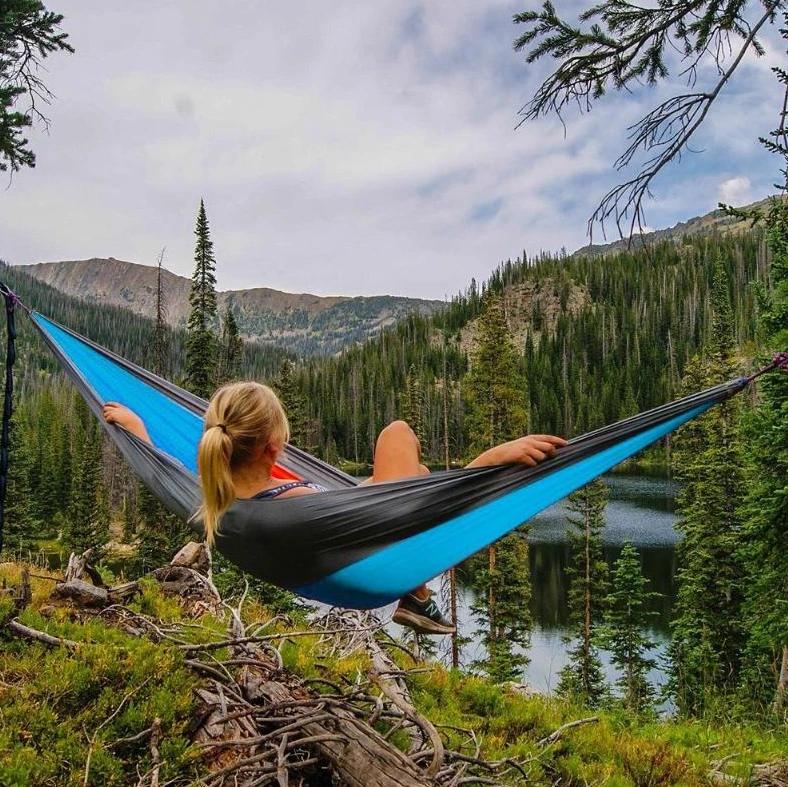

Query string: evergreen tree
[3,412,37,556]
[601,540,659,713]
[150,247,169,378]
[63,400,108,555]
[217,304,243,385]
[403,364,425,447]
[470,529,532,682]
[276,359,311,450]
[513,0,783,233]
[185,199,218,398]
[739,201,788,714]
[0,0,73,173]
[668,256,746,715]
[465,292,528,455]
[465,292,531,681]
[557,478,609,707]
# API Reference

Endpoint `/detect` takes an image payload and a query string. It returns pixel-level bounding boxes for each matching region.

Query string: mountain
[573,196,776,257]
[14,257,443,356]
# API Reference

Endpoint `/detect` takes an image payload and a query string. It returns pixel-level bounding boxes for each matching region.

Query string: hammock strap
[0,282,25,556]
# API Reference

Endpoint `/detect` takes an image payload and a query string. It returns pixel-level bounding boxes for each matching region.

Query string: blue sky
[0,0,782,298]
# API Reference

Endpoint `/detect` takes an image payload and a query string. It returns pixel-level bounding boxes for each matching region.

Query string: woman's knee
[378,420,417,444]
[372,420,423,481]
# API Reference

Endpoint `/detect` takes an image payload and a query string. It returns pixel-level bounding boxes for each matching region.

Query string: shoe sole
[392,608,456,635]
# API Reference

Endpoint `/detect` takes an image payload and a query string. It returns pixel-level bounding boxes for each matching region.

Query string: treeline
[292,230,766,465]
[0,214,782,719]
[0,228,767,470]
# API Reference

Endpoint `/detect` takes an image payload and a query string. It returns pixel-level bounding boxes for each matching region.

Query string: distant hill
[573,196,777,257]
[14,258,444,356]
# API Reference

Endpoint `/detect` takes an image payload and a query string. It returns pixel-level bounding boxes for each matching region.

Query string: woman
[104,382,566,635]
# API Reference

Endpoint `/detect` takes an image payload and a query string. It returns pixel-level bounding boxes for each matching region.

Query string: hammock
[2,289,779,608]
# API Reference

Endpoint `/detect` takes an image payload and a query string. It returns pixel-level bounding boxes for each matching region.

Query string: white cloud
[0,0,782,298]
[717,176,753,206]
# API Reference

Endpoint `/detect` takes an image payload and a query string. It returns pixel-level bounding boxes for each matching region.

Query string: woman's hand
[466,435,567,469]
[103,402,152,444]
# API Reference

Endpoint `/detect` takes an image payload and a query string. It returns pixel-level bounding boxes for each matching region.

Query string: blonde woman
[104,381,565,635]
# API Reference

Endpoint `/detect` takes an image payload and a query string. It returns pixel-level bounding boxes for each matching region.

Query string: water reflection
[438,472,680,696]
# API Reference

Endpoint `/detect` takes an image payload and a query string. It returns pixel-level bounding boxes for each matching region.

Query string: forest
[0,194,786,726]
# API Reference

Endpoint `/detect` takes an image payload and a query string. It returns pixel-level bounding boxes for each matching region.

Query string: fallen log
[247,678,436,787]
[54,579,108,607]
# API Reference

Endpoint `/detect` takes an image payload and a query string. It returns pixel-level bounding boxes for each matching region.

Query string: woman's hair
[194,382,289,545]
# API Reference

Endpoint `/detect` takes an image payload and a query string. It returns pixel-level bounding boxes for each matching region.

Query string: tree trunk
[247,680,435,787]
[449,567,459,669]
[775,645,788,713]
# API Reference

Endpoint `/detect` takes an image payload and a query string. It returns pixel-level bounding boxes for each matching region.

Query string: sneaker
[392,592,456,635]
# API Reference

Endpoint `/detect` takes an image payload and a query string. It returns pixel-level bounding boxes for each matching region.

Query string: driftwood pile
[6,544,785,787]
[6,543,567,787]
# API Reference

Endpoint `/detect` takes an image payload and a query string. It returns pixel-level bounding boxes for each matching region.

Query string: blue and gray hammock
[0,286,782,608]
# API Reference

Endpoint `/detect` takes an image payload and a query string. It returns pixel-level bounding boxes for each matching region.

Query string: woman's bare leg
[369,420,431,596]
[373,422,455,634]
[369,420,428,483]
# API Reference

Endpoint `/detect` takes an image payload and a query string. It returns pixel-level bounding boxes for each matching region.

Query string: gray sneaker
[392,593,456,635]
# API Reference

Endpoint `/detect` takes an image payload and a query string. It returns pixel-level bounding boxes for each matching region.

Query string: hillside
[15,258,444,356]
[3,555,787,786]
[573,196,777,257]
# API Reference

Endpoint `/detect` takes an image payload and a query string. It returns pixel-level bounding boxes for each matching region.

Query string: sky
[0,0,783,299]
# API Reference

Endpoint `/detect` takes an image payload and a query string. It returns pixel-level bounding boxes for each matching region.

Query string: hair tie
[216,423,228,434]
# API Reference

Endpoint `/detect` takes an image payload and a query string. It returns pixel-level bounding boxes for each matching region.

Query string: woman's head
[195,382,290,545]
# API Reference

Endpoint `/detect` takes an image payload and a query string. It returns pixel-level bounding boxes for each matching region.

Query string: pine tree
[150,247,169,378]
[471,529,532,682]
[465,291,531,681]
[739,200,788,714]
[557,477,609,707]
[217,304,243,386]
[3,412,37,557]
[668,256,746,715]
[63,400,109,556]
[403,364,425,447]
[276,359,311,450]
[1,0,73,173]
[465,292,528,455]
[601,540,659,713]
[185,199,218,398]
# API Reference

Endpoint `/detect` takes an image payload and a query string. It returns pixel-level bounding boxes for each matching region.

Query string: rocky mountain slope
[15,257,443,356]
[573,196,775,257]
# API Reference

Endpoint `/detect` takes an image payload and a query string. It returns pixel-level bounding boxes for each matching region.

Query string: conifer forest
[2,201,787,723]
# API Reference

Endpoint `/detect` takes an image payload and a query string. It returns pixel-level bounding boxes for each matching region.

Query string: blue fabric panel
[296,402,712,608]
[33,314,204,472]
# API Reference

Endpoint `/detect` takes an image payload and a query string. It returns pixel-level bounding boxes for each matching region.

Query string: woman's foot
[392,591,456,635]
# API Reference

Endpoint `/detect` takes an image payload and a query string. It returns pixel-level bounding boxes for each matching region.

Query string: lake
[392,471,682,695]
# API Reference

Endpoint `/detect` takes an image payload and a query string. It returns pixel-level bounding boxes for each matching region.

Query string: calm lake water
[392,471,682,695]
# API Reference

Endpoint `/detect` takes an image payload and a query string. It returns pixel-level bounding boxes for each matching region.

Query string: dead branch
[537,715,600,747]
[148,717,162,787]
[55,578,108,606]
[6,618,79,648]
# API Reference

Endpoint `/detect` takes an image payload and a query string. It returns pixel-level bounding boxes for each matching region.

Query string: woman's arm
[103,402,153,445]
[466,434,567,469]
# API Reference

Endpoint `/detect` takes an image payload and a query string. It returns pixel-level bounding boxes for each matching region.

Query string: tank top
[252,480,328,499]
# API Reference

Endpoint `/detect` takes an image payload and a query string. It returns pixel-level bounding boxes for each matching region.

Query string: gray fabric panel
[29,309,748,588]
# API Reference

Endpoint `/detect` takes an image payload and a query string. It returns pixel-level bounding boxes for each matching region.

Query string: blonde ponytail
[194,382,289,545]
[194,426,235,546]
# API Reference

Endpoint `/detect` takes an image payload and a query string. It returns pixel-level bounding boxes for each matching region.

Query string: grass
[1,561,786,786]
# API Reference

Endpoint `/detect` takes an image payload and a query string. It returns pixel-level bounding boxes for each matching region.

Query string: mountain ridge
[15,257,443,356]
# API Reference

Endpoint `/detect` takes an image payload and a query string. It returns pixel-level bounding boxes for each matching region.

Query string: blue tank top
[252,480,328,499]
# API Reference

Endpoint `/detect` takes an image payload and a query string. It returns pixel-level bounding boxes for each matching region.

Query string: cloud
[717,177,753,206]
[0,0,782,298]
